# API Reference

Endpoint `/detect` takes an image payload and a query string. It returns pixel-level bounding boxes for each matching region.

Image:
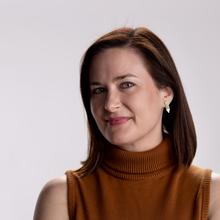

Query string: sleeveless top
[65,136,212,220]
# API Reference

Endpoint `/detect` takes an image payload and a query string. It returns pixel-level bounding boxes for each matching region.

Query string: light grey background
[0,0,219,219]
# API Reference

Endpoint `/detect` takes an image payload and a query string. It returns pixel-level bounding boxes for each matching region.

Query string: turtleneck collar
[101,134,176,180]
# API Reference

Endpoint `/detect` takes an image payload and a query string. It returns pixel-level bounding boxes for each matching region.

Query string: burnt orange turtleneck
[65,136,211,220]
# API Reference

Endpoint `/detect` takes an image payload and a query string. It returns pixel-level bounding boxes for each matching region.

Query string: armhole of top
[201,169,212,220]
[65,170,76,220]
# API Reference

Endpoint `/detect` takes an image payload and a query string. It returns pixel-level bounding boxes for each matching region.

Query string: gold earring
[164,100,170,113]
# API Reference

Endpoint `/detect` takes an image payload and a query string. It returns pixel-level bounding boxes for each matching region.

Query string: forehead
[89,47,150,81]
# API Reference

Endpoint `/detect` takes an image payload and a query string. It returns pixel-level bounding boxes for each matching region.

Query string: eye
[120,81,135,89]
[91,87,106,95]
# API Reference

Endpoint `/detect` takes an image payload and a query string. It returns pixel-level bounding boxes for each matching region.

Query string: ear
[160,86,174,106]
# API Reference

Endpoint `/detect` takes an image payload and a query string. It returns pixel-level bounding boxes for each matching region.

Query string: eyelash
[91,81,135,95]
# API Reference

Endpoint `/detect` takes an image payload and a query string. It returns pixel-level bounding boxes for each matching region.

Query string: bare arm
[33,175,69,220]
[209,172,220,220]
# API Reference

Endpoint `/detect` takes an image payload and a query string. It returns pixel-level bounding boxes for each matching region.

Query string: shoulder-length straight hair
[76,27,196,177]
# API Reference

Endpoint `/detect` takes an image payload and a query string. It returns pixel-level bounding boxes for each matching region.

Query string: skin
[33,47,220,220]
[33,176,69,220]
[89,47,173,152]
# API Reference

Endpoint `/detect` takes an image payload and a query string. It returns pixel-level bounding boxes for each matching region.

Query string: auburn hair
[75,27,197,177]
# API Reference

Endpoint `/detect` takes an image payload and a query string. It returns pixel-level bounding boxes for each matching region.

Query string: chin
[106,135,132,147]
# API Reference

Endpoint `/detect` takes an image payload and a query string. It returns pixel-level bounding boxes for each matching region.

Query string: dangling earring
[164,100,170,113]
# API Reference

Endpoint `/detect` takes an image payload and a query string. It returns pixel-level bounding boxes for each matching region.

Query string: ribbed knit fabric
[65,135,212,220]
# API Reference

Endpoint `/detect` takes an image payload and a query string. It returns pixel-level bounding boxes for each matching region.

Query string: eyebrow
[90,73,138,86]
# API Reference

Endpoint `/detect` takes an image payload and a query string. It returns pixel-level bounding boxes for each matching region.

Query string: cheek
[129,89,162,119]
[90,101,97,120]
[90,98,103,122]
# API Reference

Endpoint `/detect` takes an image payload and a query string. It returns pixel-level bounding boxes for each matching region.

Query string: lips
[107,117,130,126]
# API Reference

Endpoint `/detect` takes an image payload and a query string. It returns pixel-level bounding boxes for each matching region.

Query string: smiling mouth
[107,117,130,126]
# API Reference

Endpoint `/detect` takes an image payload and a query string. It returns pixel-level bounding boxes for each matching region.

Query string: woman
[34,27,220,220]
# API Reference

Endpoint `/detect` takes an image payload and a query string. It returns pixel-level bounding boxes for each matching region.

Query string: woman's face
[89,47,173,151]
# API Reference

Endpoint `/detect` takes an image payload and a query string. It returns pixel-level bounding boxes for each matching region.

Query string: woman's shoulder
[40,175,67,194]
[209,172,220,219]
[33,175,69,220]
[38,175,67,202]
[175,165,220,219]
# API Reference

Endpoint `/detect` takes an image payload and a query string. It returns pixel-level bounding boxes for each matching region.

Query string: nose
[104,91,121,112]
